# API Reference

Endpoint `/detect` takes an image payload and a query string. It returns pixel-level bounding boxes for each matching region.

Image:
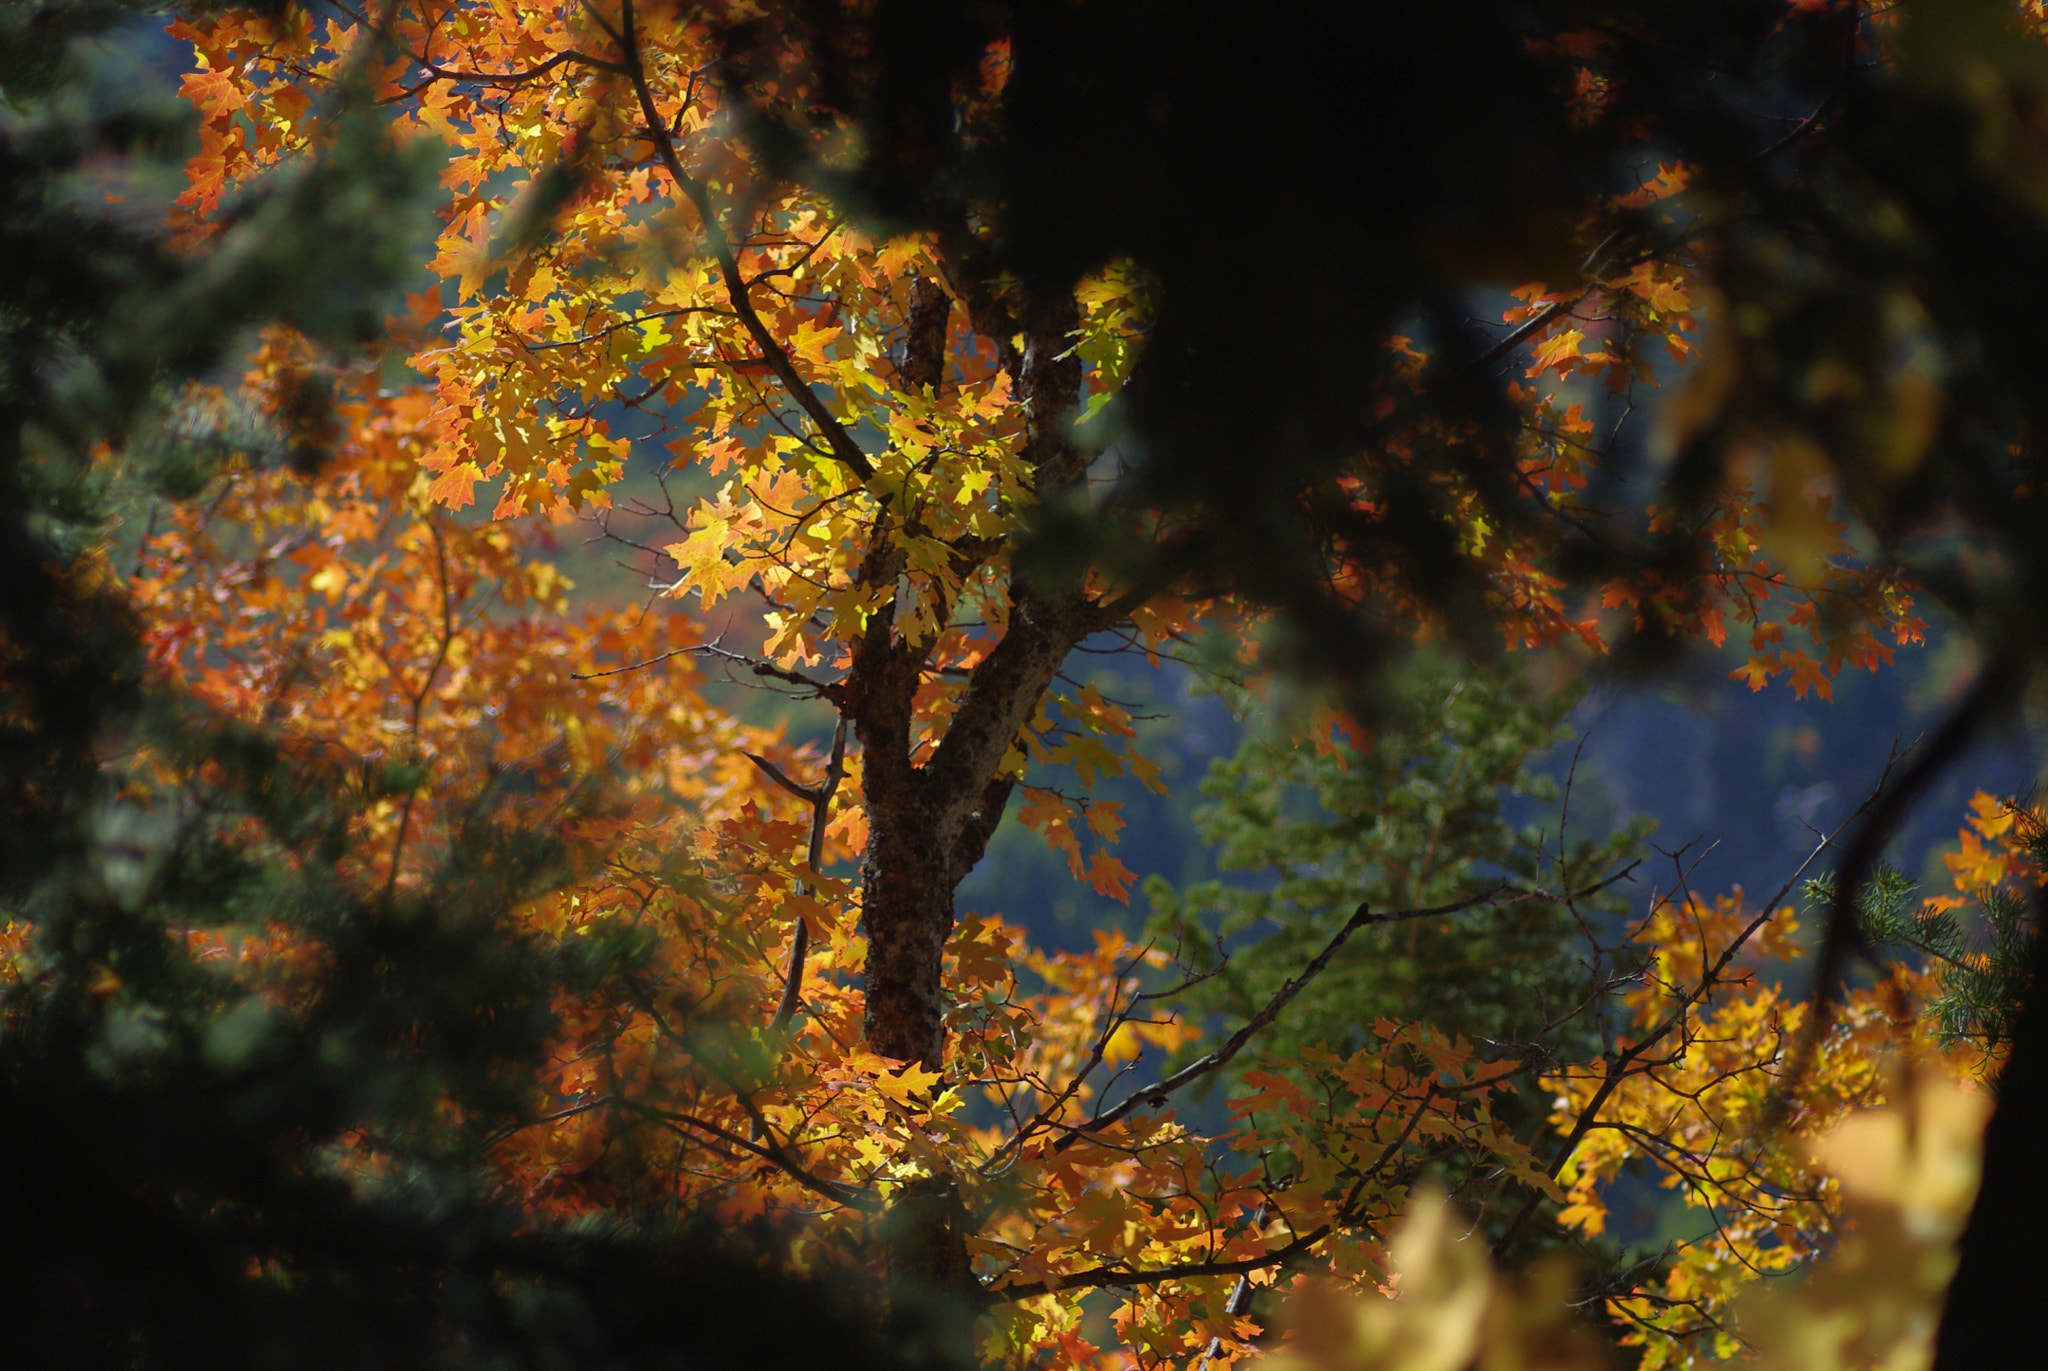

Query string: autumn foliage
[16,1,2048,1368]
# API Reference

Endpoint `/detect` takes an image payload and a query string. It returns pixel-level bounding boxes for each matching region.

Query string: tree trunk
[1930,887,2048,1368]
[885,1171,973,1295]
[849,284,1092,1071]
[860,778,954,1068]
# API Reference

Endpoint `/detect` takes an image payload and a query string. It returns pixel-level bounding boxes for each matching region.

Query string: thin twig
[773,718,850,1031]
[1490,772,1891,1260]
[572,640,841,699]
[1194,1205,1265,1371]
[570,645,697,680]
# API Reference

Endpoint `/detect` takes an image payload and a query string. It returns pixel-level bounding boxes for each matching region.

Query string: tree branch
[573,640,841,700]
[612,0,875,482]
[1788,650,2022,1095]
[1055,886,1536,1149]
[633,1104,877,1212]
[773,718,850,1031]
[1490,786,1889,1260]
[980,1224,1332,1307]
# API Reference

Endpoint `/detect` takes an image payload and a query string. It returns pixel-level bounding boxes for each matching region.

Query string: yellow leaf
[1556,1200,1607,1236]
[426,461,483,509]
[867,1059,942,1105]
[1529,327,1585,376]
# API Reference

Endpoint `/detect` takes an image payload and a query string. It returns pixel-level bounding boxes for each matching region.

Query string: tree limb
[1056,887,1532,1149]
[773,718,850,1031]
[612,0,875,482]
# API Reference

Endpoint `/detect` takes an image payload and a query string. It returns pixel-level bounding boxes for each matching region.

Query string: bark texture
[885,1171,974,1297]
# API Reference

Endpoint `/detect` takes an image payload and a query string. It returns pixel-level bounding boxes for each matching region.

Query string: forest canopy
[3,2,2047,1369]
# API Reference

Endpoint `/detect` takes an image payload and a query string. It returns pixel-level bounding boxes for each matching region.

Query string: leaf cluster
[720,0,1970,706]
[0,8,958,1368]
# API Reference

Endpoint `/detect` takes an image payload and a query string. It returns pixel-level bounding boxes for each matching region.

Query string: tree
[167,0,1648,1317]
[18,0,2046,1367]
[700,3,2048,1360]
[169,0,1927,1057]
[1145,659,1647,1076]
[1139,657,1650,1286]
[0,6,962,1367]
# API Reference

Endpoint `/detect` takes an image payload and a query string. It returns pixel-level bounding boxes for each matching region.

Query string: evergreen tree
[1146,659,1644,1076]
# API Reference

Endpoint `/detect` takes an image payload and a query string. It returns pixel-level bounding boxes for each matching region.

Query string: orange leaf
[1085,851,1136,903]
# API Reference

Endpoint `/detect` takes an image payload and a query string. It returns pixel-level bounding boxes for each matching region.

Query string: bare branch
[744,752,819,804]
[569,645,697,680]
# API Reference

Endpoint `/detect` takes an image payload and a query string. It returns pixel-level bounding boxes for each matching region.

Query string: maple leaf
[1784,650,1834,702]
[426,461,483,509]
[1731,655,1776,691]
[1529,327,1585,376]
[1084,851,1136,903]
